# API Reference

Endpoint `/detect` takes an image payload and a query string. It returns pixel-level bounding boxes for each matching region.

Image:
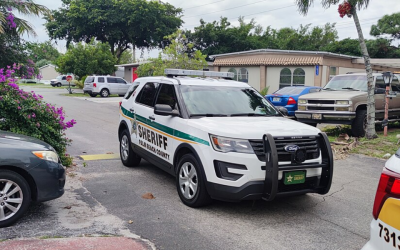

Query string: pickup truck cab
[295,73,400,137]
[118,69,334,207]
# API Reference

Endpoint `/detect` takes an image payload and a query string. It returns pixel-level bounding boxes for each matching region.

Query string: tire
[176,154,211,207]
[100,89,109,98]
[89,93,97,97]
[57,83,61,87]
[0,170,31,228]
[119,129,141,167]
[352,109,367,137]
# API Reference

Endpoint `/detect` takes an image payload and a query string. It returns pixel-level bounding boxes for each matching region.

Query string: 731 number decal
[379,223,400,249]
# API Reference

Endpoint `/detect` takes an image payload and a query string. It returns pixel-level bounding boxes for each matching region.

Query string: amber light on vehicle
[373,168,400,219]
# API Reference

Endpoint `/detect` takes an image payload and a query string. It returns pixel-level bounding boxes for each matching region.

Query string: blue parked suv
[266,86,322,116]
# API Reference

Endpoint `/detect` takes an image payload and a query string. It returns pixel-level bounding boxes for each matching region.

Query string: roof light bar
[164,69,234,79]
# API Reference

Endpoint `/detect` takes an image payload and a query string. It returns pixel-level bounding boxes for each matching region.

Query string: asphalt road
[1,86,386,250]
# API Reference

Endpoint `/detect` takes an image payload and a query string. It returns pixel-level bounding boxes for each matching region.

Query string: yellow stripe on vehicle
[379,198,400,229]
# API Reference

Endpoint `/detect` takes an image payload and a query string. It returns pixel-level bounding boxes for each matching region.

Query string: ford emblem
[284,145,300,153]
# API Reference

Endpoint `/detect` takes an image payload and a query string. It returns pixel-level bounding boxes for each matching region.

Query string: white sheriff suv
[118,69,333,207]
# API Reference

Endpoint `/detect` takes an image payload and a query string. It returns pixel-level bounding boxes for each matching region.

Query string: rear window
[274,87,306,95]
[85,77,94,83]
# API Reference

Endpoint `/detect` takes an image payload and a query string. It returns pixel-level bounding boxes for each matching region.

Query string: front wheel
[119,130,141,167]
[351,109,367,137]
[0,170,31,228]
[57,83,61,87]
[176,154,211,207]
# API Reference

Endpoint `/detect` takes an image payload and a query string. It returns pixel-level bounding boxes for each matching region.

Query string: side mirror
[375,88,386,94]
[278,107,289,116]
[154,104,179,116]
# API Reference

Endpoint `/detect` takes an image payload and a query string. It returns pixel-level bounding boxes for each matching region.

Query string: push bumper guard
[262,132,333,201]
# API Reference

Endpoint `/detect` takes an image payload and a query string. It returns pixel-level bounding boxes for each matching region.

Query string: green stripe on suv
[121,106,210,146]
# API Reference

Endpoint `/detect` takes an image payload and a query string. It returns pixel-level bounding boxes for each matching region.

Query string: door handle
[129,108,134,113]
[149,115,155,121]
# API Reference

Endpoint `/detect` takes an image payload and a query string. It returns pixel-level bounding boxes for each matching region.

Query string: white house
[39,64,58,81]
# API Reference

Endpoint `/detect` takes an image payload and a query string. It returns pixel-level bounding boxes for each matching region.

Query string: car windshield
[180,85,280,117]
[56,76,63,80]
[274,87,306,95]
[324,75,368,92]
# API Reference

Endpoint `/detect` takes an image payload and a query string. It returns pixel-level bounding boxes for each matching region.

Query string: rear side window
[107,77,117,83]
[85,77,94,83]
[98,77,105,83]
[117,78,127,84]
[136,82,158,107]
[124,83,139,99]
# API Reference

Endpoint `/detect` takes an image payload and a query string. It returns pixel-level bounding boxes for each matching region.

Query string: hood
[187,117,320,139]
[300,90,366,100]
[0,130,54,151]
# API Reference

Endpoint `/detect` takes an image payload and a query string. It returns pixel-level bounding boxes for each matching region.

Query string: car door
[375,76,386,119]
[106,77,118,94]
[117,78,129,95]
[389,75,400,117]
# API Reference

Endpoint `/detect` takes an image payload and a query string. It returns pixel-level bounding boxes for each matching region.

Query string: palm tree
[0,0,50,36]
[296,0,377,139]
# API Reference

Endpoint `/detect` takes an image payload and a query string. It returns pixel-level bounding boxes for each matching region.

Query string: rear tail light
[287,97,297,105]
[119,101,122,107]
[373,168,400,219]
[93,83,97,87]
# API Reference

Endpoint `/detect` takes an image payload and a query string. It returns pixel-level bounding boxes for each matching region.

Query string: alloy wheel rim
[102,90,108,97]
[179,162,198,200]
[0,179,23,221]
[121,135,129,161]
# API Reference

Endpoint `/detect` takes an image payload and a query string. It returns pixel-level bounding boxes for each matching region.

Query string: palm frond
[295,0,314,15]
[13,16,36,36]
[1,0,51,17]
[351,0,370,10]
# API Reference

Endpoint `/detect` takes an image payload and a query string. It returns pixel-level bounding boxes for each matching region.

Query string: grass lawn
[60,93,120,97]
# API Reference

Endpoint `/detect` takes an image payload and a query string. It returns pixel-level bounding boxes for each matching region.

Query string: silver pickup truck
[295,73,400,137]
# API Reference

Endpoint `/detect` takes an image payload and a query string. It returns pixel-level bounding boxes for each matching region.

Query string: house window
[330,67,337,76]
[279,68,292,89]
[293,68,305,86]
[228,68,238,81]
[238,68,248,83]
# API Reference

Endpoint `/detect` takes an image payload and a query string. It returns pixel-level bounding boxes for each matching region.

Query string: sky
[19,0,400,59]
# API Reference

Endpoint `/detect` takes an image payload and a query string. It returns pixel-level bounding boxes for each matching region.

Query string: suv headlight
[32,151,59,163]
[298,99,307,104]
[336,100,349,105]
[210,135,254,154]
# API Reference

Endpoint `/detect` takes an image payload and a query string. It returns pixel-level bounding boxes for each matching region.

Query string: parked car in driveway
[0,131,65,227]
[362,148,400,250]
[50,75,75,87]
[265,86,322,116]
[83,76,131,97]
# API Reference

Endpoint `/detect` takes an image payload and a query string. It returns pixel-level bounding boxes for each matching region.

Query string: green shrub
[259,87,270,96]
[73,80,84,89]
[0,81,76,166]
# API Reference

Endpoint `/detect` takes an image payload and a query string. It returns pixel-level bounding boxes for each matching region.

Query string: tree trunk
[351,8,377,139]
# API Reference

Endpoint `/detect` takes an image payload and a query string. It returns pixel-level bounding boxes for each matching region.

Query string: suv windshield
[324,75,368,92]
[180,86,280,117]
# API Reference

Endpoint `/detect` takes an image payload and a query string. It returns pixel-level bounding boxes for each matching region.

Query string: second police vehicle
[118,69,333,207]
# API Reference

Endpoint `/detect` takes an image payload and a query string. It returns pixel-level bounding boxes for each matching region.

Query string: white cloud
[13,0,400,57]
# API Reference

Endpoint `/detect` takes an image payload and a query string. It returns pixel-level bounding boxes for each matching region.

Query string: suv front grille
[308,100,335,105]
[308,106,334,111]
[249,136,320,162]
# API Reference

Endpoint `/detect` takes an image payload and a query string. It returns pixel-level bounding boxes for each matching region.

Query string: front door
[375,76,386,120]
[106,77,119,94]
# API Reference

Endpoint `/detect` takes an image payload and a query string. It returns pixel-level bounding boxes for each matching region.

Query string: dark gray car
[0,131,65,227]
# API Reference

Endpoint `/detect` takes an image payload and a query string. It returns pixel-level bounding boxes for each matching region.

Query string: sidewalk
[0,237,152,250]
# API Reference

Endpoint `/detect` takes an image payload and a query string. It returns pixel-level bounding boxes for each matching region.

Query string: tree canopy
[370,13,400,40]
[45,0,183,62]
[26,41,60,63]
[55,40,117,79]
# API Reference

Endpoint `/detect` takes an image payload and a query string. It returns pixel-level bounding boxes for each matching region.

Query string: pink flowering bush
[0,65,76,166]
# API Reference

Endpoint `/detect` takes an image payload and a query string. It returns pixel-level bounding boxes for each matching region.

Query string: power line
[183,0,227,10]
[184,0,270,19]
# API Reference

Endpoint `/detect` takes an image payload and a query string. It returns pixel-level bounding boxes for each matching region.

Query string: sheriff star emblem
[286,174,293,183]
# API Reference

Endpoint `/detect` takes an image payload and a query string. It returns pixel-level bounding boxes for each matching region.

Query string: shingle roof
[213,56,323,66]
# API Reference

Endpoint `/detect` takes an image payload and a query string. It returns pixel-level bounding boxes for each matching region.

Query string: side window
[156,84,178,110]
[136,82,158,107]
[117,78,127,84]
[375,76,386,90]
[228,68,238,81]
[293,68,305,86]
[124,83,139,99]
[391,76,400,92]
[62,76,67,80]
[279,68,292,89]
[98,77,105,83]
[107,77,117,84]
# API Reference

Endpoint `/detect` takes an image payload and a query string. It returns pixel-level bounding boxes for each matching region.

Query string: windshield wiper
[230,113,268,117]
[342,87,360,91]
[189,114,228,118]
[323,88,336,91]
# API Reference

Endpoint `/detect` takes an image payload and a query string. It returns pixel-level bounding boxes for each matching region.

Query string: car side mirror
[154,104,179,116]
[278,107,289,116]
[375,88,386,94]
